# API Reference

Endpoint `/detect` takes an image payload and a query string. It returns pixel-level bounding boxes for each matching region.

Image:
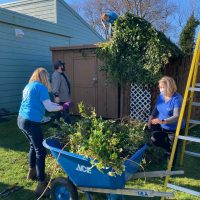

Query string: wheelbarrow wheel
[51,177,78,200]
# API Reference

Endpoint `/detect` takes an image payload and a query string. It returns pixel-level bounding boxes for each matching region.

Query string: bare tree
[68,0,177,37]
[67,0,200,43]
[167,0,200,44]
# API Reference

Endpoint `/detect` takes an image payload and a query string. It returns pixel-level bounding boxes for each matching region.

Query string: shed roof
[50,44,100,51]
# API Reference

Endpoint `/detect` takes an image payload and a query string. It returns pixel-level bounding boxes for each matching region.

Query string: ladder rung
[189,87,200,92]
[195,83,200,87]
[185,151,200,158]
[178,135,200,143]
[189,119,200,124]
[192,102,200,106]
[167,183,200,197]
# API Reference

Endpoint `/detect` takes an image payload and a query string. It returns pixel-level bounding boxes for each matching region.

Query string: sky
[0,0,76,5]
[0,0,199,43]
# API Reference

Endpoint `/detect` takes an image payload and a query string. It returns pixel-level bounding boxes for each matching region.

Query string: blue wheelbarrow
[43,138,174,200]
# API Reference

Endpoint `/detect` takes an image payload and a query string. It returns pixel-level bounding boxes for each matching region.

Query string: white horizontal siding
[0,0,56,23]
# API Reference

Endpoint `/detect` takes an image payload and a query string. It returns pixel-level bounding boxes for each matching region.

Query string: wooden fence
[160,56,199,120]
[121,56,199,119]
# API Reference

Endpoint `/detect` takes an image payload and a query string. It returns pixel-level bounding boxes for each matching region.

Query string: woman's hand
[62,101,73,111]
[151,118,162,125]
[147,116,153,128]
[54,97,60,103]
[147,120,151,128]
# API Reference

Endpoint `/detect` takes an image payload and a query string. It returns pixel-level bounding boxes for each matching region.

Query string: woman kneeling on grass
[17,68,65,197]
[147,76,185,168]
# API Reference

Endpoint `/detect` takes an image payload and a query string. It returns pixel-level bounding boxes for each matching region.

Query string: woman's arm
[164,107,180,124]
[148,106,158,126]
[43,99,63,112]
[151,108,180,125]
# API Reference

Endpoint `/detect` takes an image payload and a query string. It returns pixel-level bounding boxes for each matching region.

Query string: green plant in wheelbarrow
[48,102,150,176]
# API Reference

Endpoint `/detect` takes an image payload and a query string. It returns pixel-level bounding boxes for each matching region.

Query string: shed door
[73,56,97,113]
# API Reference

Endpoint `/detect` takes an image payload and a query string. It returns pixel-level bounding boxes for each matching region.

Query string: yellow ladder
[161,32,200,200]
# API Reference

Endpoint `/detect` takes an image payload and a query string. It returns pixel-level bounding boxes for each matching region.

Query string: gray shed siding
[0,8,70,113]
[0,0,56,23]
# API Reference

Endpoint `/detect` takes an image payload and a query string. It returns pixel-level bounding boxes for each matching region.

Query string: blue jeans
[17,116,46,181]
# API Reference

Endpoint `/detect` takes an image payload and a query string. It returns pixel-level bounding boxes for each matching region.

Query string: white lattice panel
[130,83,151,122]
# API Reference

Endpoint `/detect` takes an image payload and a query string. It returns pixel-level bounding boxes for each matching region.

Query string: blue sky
[0,0,199,43]
[0,0,74,4]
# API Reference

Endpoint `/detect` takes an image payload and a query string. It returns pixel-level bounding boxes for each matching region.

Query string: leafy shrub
[49,103,148,176]
[97,13,182,86]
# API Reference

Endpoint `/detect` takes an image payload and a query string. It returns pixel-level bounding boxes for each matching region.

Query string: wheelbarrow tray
[43,138,147,189]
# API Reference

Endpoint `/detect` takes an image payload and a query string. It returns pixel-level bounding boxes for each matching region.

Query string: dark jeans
[151,124,175,153]
[17,116,46,182]
[55,102,70,124]
[150,124,181,167]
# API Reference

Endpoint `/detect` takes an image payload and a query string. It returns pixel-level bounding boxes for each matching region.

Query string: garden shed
[51,45,133,118]
[51,44,199,120]
[50,44,129,119]
[0,0,103,114]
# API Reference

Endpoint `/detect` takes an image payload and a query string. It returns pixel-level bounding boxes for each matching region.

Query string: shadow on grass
[0,117,9,123]
[0,182,39,200]
[0,116,53,153]
[0,116,28,152]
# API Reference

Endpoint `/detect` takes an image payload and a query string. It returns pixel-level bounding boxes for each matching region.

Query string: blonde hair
[29,68,51,91]
[158,76,177,96]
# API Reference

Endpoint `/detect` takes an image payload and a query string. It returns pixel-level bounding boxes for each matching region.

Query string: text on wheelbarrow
[76,164,92,174]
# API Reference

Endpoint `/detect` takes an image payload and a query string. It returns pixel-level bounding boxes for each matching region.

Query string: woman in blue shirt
[147,76,185,166]
[17,68,65,197]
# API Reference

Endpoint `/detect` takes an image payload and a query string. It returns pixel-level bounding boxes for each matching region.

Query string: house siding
[0,9,70,113]
[1,0,103,45]
[56,0,103,45]
[0,0,103,114]
[0,0,56,23]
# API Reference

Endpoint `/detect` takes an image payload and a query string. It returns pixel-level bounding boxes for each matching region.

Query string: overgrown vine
[97,13,182,86]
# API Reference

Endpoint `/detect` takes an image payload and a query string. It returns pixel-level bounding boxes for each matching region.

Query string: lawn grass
[0,116,199,200]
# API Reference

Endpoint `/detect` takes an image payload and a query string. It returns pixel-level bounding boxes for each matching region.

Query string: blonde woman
[148,76,185,167]
[17,68,65,197]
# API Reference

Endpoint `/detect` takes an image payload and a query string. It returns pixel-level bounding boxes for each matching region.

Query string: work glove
[62,101,73,110]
